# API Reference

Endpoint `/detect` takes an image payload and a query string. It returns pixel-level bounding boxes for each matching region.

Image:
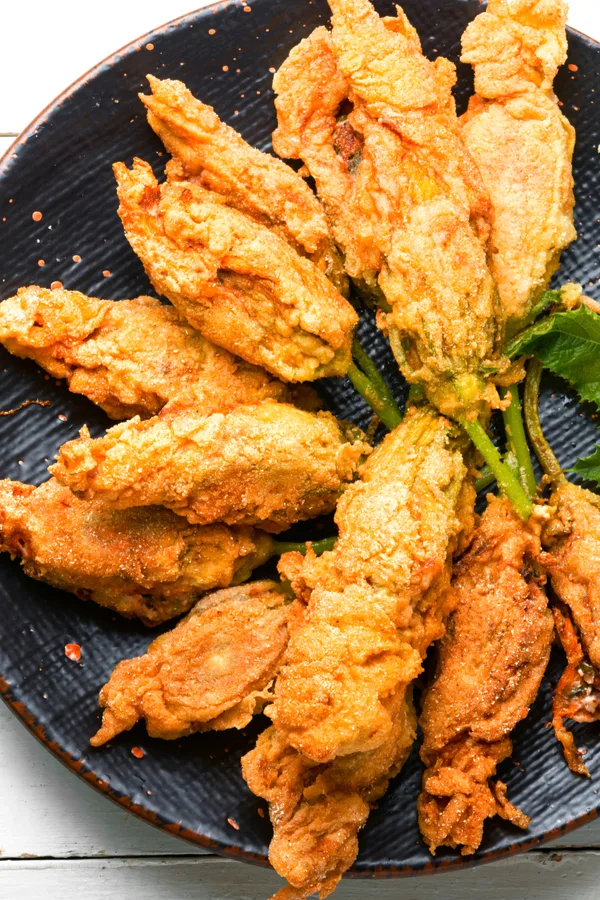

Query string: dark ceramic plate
[1,0,600,882]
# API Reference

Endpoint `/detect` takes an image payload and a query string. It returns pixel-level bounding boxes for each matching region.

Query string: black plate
[1,0,600,881]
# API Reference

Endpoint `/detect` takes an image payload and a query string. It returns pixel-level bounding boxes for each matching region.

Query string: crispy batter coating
[0,478,274,626]
[242,686,416,900]
[551,605,597,777]
[242,407,472,899]
[91,581,290,745]
[542,483,600,775]
[274,27,378,299]
[113,158,357,382]
[418,496,552,856]
[542,483,600,667]
[0,286,314,419]
[140,75,348,296]
[461,0,576,331]
[50,400,370,533]
[271,406,469,762]
[273,1,506,417]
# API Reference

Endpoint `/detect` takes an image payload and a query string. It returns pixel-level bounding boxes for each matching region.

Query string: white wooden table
[1,2,600,897]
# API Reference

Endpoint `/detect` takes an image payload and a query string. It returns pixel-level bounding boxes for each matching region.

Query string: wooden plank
[0,703,203,859]
[1,852,600,900]
[1,702,600,861]
[1,3,600,894]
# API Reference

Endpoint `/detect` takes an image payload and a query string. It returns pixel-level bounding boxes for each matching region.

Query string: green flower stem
[347,362,402,431]
[458,417,533,521]
[271,536,337,557]
[524,358,566,485]
[501,384,537,498]
[352,338,402,420]
[504,450,520,480]
[475,465,496,494]
[407,384,426,404]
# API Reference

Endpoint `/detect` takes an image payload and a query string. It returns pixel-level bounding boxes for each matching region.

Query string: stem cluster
[345,331,544,522]
[347,341,402,431]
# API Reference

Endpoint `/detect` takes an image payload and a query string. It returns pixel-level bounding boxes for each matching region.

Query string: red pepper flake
[58,413,67,421]
[131,746,145,759]
[227,817,240,830]
[208,28,216,34]
[146,43,155,51]
[257,808,265,819]
[569,64,579,72]
[72,254,81,262]
[102,269,111,277]
[32,211,43,222]
[50,281,63,291]
[65,643,81,661]
[38,259,45,267]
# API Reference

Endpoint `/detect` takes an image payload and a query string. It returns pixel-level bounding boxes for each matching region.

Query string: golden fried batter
[91,581,290,745]
[50,400,370,532]
[242,406,472,899]
[140,75,348,295]
[273,26,380,302]
[0,478,274,626]
[271,407,469,762]
[419,496,552,856]
[242,686,416,900]
[551,604,598,777]
[273,1,506,417]
[541,483,600,774]
[543,483,600,668]
[461,0,576,332]
[0,286,311,419]
[113,158,357,382]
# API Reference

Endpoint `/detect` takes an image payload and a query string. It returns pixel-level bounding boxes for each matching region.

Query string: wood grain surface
[1,2,600,898]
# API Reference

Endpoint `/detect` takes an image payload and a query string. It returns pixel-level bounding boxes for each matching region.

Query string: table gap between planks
[2,1,600,898]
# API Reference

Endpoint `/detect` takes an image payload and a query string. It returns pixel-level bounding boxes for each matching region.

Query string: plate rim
[1,0,600,880]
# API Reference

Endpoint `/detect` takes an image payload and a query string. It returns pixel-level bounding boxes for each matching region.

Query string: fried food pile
[140,75,349,295]
[244,684,417,900]
[273,0,506,419]
[91,580,291,744]
[242,406,472,897]
[114,158,357,383]
[50,401,368,532]
[268,407,470,763]
[0,478,274,625]
[419,496,552,855]
[461,0,576,333]
[2,0,595,897]
[0,286,309,418]
[542,483,600,775]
